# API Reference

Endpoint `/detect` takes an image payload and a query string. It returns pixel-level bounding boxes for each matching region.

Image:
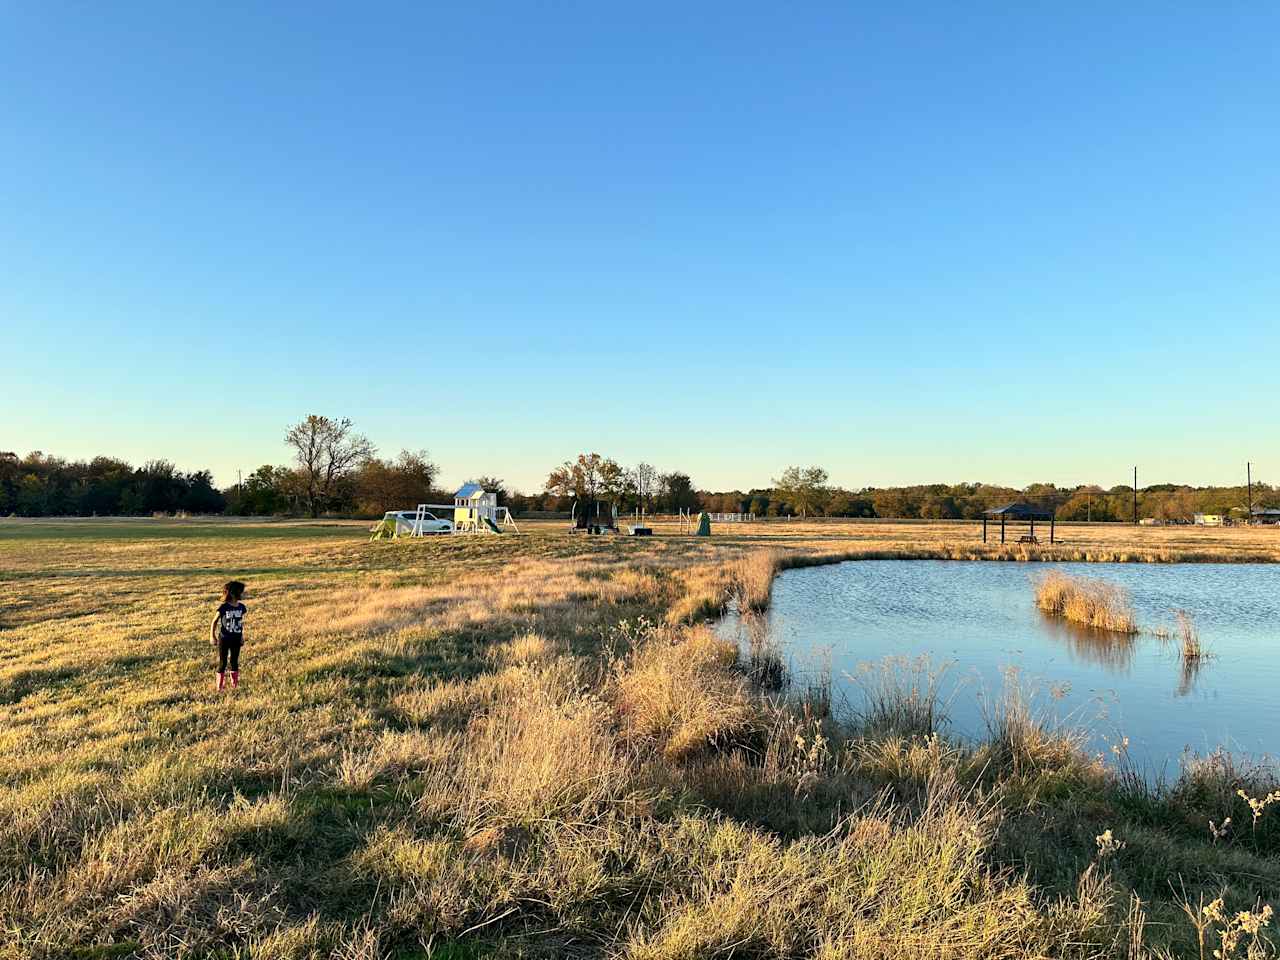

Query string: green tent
[369,518,397,541]
[695,511,711,537]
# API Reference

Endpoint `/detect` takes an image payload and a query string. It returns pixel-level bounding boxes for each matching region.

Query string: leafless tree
[631,462,657,515]
[284,415,375,517]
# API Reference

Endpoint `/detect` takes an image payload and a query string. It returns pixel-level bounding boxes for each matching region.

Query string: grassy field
[2,517,1279,959]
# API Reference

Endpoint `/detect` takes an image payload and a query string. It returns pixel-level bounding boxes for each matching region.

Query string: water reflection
[1038,613,1137,672]
[1035,611,1213,697]
[1175,650,1205,698]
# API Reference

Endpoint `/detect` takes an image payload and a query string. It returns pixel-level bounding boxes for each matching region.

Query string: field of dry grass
[2,517,1279,959]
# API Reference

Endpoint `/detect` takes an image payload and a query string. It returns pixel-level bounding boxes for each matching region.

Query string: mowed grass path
[2,518,1279,959]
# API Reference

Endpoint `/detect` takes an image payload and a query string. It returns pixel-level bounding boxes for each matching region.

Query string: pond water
[716,561,1280,774]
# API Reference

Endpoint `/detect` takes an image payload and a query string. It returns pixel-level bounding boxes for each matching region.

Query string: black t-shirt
[217,602,246,643]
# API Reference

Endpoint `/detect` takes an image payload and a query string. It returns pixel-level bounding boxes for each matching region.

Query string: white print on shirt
[221,608,244,635]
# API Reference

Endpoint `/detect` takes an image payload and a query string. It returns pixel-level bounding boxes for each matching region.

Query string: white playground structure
[450,483,519,533]
[389,484,519,538]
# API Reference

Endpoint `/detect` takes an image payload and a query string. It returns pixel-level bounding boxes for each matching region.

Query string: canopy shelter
[983,502,1055,544]
[1251,508,1280,525]
[573,498,617,534]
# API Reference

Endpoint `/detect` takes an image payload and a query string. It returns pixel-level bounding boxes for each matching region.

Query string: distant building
[1250,508,1280,525]
[1193,513,1225,527]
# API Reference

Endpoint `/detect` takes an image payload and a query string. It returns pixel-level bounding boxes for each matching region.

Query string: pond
[716,560,1280,774]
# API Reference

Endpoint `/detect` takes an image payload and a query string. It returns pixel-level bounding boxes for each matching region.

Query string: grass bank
[1,519,1278,958]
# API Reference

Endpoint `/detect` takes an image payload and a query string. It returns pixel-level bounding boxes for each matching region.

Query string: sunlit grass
[1035,570,1139,633]
[846,655,953,738]
[2,517,1278,957]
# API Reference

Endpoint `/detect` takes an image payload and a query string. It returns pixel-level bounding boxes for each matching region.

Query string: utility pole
[1248,462,1253,523]
[1133,466,1139,524]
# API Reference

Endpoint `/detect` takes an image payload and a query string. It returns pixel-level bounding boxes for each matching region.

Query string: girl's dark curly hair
[222,580,246,603]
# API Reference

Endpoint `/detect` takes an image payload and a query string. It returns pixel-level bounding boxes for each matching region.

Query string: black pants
[218,636,242,673]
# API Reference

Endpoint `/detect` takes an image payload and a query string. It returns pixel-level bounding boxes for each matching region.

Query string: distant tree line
[221,451,443,518]
[223,416,445,517]
[695,474,1279,521]
[522,456,1273,522]
[0,448,446,519]
[501,453,701,515]
[0,452,226,517]
[1,416,446,519]
[5,431,1275,523]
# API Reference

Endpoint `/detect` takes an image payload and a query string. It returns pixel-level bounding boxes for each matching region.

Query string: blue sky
[3,3,1277,493]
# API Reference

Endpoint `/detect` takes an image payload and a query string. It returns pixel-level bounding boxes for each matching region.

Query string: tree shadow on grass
[4,566,347,581]
[0,663,86,705]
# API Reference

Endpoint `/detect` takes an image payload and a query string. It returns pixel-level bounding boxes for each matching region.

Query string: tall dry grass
[978,670,1099,787]
[847,656,954,738]
[3,519,1278,958]
[734,548,782,612]
[1035,571,1139,633]
[1174,608,1211,662]
[662,548,781,624]
[623,776,1091,960]
[613,626,768,762]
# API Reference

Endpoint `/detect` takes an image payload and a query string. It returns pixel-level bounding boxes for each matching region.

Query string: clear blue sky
[3,3,1277,493]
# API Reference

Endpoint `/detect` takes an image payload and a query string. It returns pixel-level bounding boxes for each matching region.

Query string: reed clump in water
[1035,571,1138,634]
[1174,608,1210,662]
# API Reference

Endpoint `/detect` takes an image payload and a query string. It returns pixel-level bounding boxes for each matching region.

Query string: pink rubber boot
[230,671,239,689]
[216,672,226,692]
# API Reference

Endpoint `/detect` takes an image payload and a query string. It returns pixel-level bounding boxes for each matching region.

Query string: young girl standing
[210,580,246,691]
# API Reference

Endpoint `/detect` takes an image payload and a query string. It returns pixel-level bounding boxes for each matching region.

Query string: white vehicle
[382,509,453,535]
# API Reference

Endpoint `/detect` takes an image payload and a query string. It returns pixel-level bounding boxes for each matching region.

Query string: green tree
[657,471,699,512]
[182,470,226,514]
[0,451,17,514]
[772,465,829,518]
[230,465,291,515]
[15,474,47,516]
[599,459,627,504]
[545,453,623,505]
[825,490,856,517]
[1057,486,1114,522]
[919,494,959,519]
